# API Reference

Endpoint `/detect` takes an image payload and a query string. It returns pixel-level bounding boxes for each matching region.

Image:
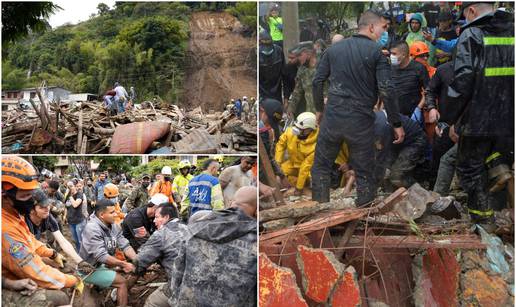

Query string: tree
[97,3,110,16]
[93,156,141,173]
[1,2,60,45]
[29,156,58,172]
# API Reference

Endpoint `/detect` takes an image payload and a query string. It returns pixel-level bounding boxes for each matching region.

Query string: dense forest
[2,2,256,103]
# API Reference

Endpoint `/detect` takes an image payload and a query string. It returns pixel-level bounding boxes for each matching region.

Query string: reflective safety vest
[183,173,224,217]
[172,174,193,200]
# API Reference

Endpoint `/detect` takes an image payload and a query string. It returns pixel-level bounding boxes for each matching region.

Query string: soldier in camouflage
[124,174,151,212]
[287,41,325,119]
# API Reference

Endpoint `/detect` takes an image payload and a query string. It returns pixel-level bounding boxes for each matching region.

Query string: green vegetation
[3,2,254,103]
[129,156,239,178]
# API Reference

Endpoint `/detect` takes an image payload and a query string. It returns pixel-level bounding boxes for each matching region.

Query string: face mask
[7,191,34,215]
[142,182,150,188]
[390,54,400,66]
[164,176,171,182]
[378,31,389,47]
[292,126,301,136]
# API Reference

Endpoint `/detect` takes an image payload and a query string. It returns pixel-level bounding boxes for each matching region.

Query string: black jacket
[448,10,514,137]
[259,43,285,102]
[426,61,459,125]
[121,206,155,251]
[313,34,400,126]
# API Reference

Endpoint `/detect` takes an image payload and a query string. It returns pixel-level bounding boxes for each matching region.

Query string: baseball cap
[32,189,51,207]
[289,41,315,55]
[260,98,283,136]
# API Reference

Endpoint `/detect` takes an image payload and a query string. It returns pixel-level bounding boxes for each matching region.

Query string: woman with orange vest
[150,166,174,204]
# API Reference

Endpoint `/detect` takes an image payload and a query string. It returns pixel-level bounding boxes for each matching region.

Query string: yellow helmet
[2,156,39,191]
[104,183,119,198]
[178,160,192,169]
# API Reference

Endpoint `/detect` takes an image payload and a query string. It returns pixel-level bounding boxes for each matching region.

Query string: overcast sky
[48,0,116,28]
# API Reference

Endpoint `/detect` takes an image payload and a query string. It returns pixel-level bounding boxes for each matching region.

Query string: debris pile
[259,185,515,306]
[2,96,256,154]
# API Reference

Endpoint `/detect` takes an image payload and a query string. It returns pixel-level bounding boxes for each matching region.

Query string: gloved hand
[78,261,95,275]
[50,250,66,268]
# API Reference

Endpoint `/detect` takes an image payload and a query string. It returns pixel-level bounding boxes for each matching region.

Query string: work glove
[78,261,95,275]
[50,250,66,268]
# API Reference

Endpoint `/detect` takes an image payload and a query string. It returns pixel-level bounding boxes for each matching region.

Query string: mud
[181,11,256,112]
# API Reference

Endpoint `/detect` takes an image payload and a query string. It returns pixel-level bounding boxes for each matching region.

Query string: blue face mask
[378,31,389,47]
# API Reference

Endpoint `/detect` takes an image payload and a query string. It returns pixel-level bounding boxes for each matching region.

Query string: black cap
[260,98,283,137]
[141,174,151,180]
[437,11,453,22]
[459,2,495,19]
[32,189,50,207]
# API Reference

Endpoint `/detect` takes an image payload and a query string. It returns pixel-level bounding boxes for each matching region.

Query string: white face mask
[390,54,400,66]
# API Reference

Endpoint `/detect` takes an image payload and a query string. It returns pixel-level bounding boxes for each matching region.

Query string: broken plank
[347,234,486,249]
[259,198,355,223]
[260,208,369,245]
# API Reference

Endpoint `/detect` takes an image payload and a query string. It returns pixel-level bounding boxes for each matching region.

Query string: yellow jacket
[275,127,349,189]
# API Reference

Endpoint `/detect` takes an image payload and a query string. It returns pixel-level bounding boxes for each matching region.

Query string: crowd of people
[259,2,514,231]
[224,96,258,123]
[1,155,257,307]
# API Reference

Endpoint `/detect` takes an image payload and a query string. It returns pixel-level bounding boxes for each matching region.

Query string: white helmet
[149,193,169,206]
[161,166,172,175]
[243,96,248,100]
[294,112,317,130]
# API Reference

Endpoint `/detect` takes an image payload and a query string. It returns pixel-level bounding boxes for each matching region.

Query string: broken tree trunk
[259,137,284,205]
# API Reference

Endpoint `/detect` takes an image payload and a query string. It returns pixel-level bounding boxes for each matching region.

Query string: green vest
[268,17,283,42]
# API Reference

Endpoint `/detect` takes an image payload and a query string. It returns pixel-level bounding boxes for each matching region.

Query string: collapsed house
[2,89,256,154]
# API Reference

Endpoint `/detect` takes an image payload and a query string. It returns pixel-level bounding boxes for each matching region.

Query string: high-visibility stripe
[484,37,515,45]
[485,67,515,77]
[468,208,494,217]
[485,151,502,164]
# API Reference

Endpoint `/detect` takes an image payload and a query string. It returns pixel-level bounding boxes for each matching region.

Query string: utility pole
[282,2,299,58]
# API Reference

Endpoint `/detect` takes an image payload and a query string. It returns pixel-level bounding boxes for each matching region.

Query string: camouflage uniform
[118,184,132,206]
[172,208,257,307]
[124,185,150,212]
[2,289,69,307]
[288,64,327,118]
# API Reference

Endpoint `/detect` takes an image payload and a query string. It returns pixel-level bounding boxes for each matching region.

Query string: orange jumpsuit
[2,206,77,289]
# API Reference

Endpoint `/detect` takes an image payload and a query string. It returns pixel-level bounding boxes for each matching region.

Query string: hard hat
[230,99,235,102]
[243,96,248,100]
[2,156,39,190]
[213,155,224,163]
[294,112,317,130]
[409,41,430,58]
[104,183,119,198]
[149,193,169,206]
[178,160,192,169]
[161,166,172,175]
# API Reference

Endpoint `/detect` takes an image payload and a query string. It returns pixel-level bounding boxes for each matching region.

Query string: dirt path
[181,11,256,112]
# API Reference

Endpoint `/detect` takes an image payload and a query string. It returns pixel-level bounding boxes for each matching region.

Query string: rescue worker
[104,183,125,224]
[150,166,174,203]
[242,96,250,122]
[219,156,256,206]
[121,193,168,252]
[275,112,349,195]
[25,189,95,273]
[447,2,514,229]
[403,12,436,66]
[124,174,151,212]
[390,40,430,116]
[287,41,321,118]
[373,110,428,189]
[181,159,224,219]
[312,10,404,205]
[134,203,189,307]
[410,41,436,77]
[173,187,257,306]
[79,199,137,307]
[1,156,80,295]
[172,160,194,210]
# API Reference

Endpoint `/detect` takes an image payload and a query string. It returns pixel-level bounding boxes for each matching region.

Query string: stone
[329,266,361,307]
[462,269,510,306]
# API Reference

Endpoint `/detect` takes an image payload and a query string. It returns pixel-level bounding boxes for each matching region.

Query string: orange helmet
[2,156,39,191]
[410,41,430,58]
[104,183,119,198]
